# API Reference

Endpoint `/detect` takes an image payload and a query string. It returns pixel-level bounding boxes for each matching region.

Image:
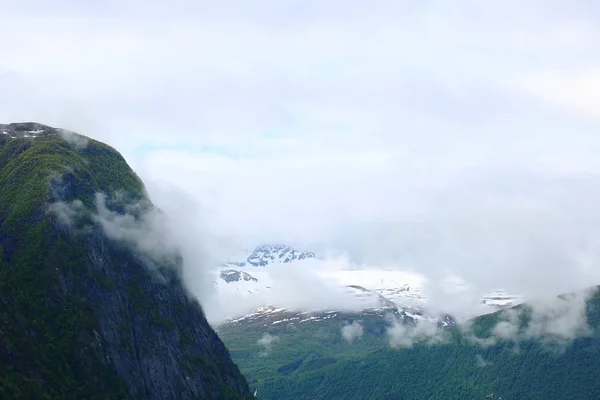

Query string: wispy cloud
[475,354,492,368]
[465,287,597,351]
[257,333,279,356]
[59,129,90,149]
[47,179,219,306]
[386,317,450,349]
[341,321,364,343]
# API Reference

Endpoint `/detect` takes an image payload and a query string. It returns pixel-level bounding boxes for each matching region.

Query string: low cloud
[47,180,219,307]
[466,287,597,351]
[397,287,596,353]
[387,317,450,349]
[48,191,181,268]
[341,321,363,343]
[257,333,279,356]
[264,259,369,312]
[59,129,89,149]
[205,253,431,325]
[526,290,594,346]
[92,193,179,264]
[47,199,85,227]
[475,354,492,368]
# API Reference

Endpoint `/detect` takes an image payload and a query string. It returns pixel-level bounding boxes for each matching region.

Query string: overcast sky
[2,1,600,299]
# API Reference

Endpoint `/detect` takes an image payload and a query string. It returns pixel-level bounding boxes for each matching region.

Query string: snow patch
[210,245,524,326]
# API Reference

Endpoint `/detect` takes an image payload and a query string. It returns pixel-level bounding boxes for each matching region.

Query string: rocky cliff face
[0,123,252,399]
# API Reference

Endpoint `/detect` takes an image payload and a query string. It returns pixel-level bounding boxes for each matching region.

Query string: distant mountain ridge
[213,245,458,330]
[218,286,600,400]
[214,244,522,327]
[224,244,316,267]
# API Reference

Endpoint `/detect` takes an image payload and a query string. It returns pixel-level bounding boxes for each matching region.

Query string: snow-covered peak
[225,244,315,268]
[211,245,525,326]
[0,123,88,150]
[220,269,258,283]
[210,265,433,326]
[0,122,57,140]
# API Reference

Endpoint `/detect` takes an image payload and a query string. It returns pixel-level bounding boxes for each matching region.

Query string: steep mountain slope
[0,123,252,400]
[219,286,600,400]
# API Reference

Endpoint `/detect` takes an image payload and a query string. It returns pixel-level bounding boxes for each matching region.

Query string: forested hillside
[0,123,251,399]
[220,287,600,399]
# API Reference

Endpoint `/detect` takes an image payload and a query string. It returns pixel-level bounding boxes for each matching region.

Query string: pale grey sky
[2,1,600,299]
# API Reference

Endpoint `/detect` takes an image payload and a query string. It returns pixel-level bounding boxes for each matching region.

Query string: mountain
[213,245,522,327]
[212,261,454,330]
[222,283,455,329]
[217,245,428,314]
[224,244,316,268]
[218,286,600,400]
[0,123,252,399]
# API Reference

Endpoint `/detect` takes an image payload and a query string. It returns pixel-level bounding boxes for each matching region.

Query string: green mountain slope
[0,123,252,400]
[219,287,600,400]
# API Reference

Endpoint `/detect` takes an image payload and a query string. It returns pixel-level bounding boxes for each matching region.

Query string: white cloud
[492,309,521,341]
[466,287,597,350]
[525,290,594,344]
[207,256,385,324]
[91,193,179,266]
[48,187,219,306]
[257,333,279,356]
[475,354,492,368]
[4,1,600,319]
[59,129,90,149]
[341,321,364,343]
[47,199,85,227]
[521,68,600,122]
[387,317,450,349]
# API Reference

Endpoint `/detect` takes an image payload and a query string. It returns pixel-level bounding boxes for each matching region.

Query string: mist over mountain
[3,1,600,399]
[208,243,523,325]
[0,123,251,399]
[224,244,316,268]
[219,285,600,399]
[211,243,600,398]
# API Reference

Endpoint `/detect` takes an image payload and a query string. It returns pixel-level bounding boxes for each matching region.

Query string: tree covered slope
[0,123,252,399]
[219,286,600,400]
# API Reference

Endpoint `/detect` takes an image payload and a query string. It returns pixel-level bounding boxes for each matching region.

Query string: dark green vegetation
[0,123,252,399]
[219,288,600,400]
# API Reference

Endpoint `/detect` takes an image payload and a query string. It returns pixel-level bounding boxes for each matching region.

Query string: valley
[211,245,600,399]
[218,285,600,399]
